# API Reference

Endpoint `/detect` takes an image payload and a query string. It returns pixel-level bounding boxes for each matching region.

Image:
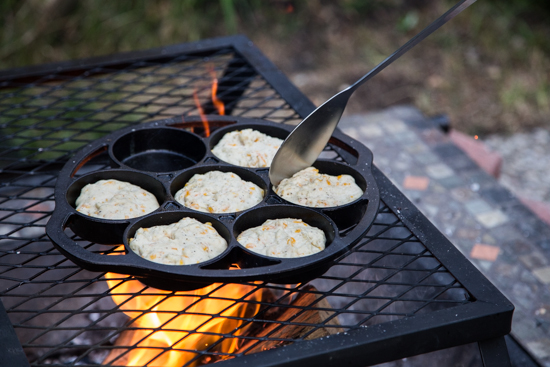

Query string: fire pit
[0,35,513,366]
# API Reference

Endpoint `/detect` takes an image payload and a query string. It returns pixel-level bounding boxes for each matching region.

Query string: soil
[245,1,550,136]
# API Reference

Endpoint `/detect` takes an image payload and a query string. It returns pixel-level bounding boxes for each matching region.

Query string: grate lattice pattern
[0,44,471,366]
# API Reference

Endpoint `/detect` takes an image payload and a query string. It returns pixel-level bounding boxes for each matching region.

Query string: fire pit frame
[0,35,513,367]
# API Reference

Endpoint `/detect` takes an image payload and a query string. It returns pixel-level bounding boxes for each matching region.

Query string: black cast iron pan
[47,115,379,291]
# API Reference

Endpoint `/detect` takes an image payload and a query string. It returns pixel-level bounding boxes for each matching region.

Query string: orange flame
[104,248,261,366]
[209,70,225,116]
[191,69,225,137]
[193,91,210,137]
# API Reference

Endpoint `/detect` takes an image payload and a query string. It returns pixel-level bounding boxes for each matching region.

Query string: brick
[449,130,502,178]
[403,176,430,191]
[519,196,550,227]
[470,243,500,262]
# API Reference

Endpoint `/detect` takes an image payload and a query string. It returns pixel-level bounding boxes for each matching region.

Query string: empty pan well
[111,128,206,172]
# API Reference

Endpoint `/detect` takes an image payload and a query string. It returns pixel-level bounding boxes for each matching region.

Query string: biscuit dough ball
[211,129,283,167]
[274,167,363,207]
[129,218,228,265]
[75,179,159,220]
[237,218,326,258]
[175,171,264,213]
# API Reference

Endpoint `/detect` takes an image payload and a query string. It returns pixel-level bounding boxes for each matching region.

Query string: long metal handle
[348,0,476,93]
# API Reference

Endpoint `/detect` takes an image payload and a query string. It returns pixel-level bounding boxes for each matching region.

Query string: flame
[191,68,225,137]
[192,91,210,137]
[104,248,261,366]
[209,70,225,116]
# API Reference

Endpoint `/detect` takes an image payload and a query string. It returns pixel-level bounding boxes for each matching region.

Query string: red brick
[403,176,430,191]
[449,130,502,178]
[519,196,550,226]
[470,243,500,262]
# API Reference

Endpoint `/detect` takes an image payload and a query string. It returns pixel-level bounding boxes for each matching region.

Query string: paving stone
[520,253,549,270]
[433,143,464,159]
[438,175,465,189]
[420,129,448,146]
[445,155,480,172]
[404,143,429,154]
[475,209,508,228]
[493,262,521,278]
[476,259,493,272]
[393,160,412,172]
[425,163,455,179]
[419,204,439,218]
[393,130,417,142]
[541,239,550,253]
[359,124,384,137]
[342,127,360,140]
[491,227,528,247]
[341,110,550,366]
[465,171,496,187]
[480,186,516,207]
[414,151,440,165]
[536,318,550,334]
[520,268,542,286]
[481,234,497,245]
[374,156,391,168]
[526,339,550,359]
[452,238,474,255]
[533,267,550,285]
[512,281,540,310]
[513,312,547,342]
[455,227,481,240]
[450,187,477,203]
[381,119,407,133]
[430,181,447,194]
[464,199,493,215]
[539,293,550,306]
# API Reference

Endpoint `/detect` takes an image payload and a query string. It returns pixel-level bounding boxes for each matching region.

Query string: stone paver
[533,267,550,285]
[402,175,430,191]
[471,243,501,262]
[340,106,550,367]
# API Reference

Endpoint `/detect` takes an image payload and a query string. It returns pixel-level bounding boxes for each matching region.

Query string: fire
[209,70,225,116]
[191,68,225,137]
[104,248,261,366]
[192,91,210,137]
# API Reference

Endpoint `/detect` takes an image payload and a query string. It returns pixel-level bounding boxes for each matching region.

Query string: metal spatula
[269,0,476,186]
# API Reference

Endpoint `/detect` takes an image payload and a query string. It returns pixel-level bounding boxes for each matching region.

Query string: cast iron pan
[47,115,379,291]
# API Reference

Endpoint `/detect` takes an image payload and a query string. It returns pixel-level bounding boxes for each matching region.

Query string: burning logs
[239,285,343,355]
[104,280,341,366]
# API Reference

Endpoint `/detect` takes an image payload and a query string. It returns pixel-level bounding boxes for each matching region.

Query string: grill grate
[0,47,300,172]
[0,36,512,367]
[1,198,471,366]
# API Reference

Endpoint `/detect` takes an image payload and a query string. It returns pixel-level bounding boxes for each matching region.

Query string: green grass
[0,0,549,136]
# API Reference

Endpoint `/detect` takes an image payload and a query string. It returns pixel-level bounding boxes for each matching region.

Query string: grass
[1,0,549,136]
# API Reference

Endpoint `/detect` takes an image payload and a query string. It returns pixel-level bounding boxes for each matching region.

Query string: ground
[1,1,549,136]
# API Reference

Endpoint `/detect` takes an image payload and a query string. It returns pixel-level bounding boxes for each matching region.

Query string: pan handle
[46,211,144,274]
